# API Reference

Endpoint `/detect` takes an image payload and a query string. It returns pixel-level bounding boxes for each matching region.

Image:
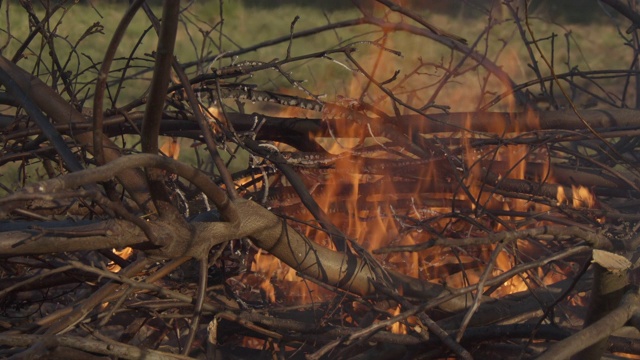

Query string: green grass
[0,1,635,196]
[0,1,630,108]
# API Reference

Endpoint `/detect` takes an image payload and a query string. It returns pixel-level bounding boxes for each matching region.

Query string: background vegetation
[0,0,632,195]
[0,0,630,104]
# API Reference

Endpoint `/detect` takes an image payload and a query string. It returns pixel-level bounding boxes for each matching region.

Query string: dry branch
[539,290,640,360]
[2,0,640,358]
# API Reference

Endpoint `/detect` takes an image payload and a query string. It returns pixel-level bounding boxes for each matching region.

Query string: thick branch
[538,290,640,360]
[0,334,191,360]
[0,220,145,256]
[398,109,640,133]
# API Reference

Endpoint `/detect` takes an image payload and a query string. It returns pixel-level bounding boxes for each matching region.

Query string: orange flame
[160,137,180,160]
[107,247,133,272]
[389,305,407,334]
[572,185,596,209]
[240,33,593,306]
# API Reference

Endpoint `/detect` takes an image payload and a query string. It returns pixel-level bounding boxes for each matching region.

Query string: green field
[0,1,630,106]
[0,1,635,195]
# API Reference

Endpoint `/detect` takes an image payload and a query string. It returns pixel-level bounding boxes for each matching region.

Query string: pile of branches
[1,0,640,359]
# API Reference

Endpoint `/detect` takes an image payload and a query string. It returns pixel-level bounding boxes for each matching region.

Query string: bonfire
[1,1,639,359]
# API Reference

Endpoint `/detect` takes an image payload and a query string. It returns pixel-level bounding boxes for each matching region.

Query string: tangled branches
[1,0,640,359]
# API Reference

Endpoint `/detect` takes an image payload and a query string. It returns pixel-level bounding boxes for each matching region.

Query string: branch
[0,334,192,360]
[0,220,147,256]
[538,289,640,360]
[141,0,182,219]
[375,0,467,44]
[600,0,640,31]
[0,65,83,172]
[0,55,152,210]
[92,0,146,166]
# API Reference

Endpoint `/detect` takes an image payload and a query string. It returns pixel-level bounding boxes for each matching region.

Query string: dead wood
[2,1,640,359]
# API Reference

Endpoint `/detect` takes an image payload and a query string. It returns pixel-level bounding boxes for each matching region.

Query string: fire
[107,247,134,272]
[557,186,567,205]
[572,185,596,209]
[160,137,180,160]
[225,30,601,310]
[242,106,601,308]
[389,305,407,334]
[556,184,596,209]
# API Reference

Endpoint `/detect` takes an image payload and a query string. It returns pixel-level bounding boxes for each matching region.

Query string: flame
[572,185,596,209]
[160,137,180,160]
[259,278,276,303]
[208,106,221,119]
[107,247,133,272]
[557,184,597,209]
[389,305,407,334]
[237,28,596,307]
[557,185,567,205]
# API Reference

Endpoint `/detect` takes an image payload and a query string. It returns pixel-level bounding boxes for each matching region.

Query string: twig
[92,0,146,166]
[456,243,505,341]
[181,259,208,355]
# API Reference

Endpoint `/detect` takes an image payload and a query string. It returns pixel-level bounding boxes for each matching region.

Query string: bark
[0,334,192,360]
[538,290,640,360]
[573,250,631,360]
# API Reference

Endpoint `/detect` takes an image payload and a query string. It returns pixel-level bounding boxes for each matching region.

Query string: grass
[0,1,630,105]
[0,1,635,195]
